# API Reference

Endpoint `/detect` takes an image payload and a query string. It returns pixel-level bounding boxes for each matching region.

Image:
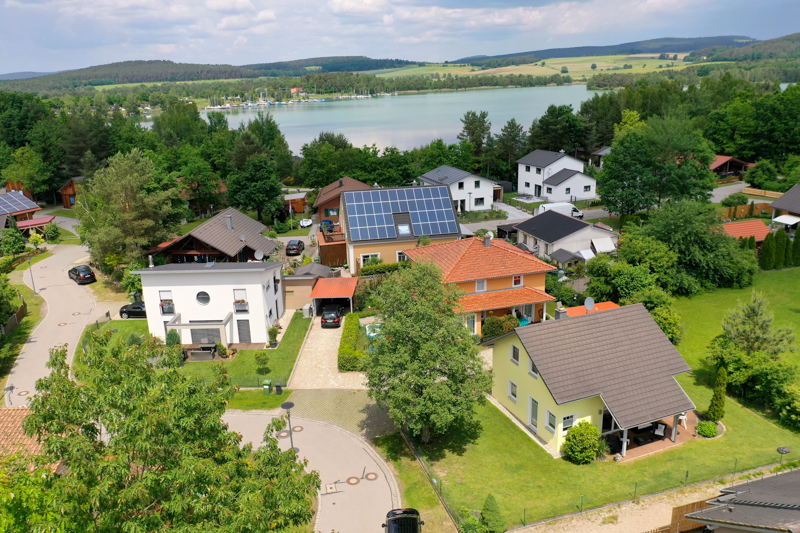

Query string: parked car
[320,304,345,328]
[299,218,313,228]
[383,509,424,533]
[286,240,305,255]
[68,265,96,284]
[537,202,584,219]
[320,219,334,232]
[119,301,147,319]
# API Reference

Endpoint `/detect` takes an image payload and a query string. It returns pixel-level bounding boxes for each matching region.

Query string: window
[196,291,210,305]
[159,290,172,300]
[584,185,591,192]
[397,251,409,262]
[528,357,539,378]
[361,253,380,266]
[324,208,338,217]
[524,182,530,188]
[565,187,571,194]
[508,380,518,402]
[525,165,531,172]
[233,289,247,301]
[397,224,411,236]
[529,397,539,428]
[546,410,557,433]
[546,187,553,194]
[465,314,477,334]
[474,197,485,207]
[476,279,486,292]
[512,275,522,287]
[536,168,542,174]
[458,182,464,190]
[474,180,480,189]
[510,344,520,364]
[562,414,576,436]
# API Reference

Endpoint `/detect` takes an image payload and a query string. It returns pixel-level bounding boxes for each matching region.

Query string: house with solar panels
[0,190,46,232]
[332,186,461,274]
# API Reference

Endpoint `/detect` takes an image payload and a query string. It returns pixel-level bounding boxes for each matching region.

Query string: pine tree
[748,201,755,217]
[481,494,507,533]
[774,229,787,268]
[793,237,800,266]
[759,232,775,270]
[748,236,756,250]
[784,235,793,267]
[706,367,727,422]
[737,236,745,249]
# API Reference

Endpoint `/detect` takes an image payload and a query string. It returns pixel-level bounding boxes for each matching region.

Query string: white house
[513,210,618,262]
[417,165,496,212]
[516,150,596,202]
[133,262,285,346]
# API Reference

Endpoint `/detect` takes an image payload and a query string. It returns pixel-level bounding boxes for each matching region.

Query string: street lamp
[281,401,298,452]
[26,257,35,294]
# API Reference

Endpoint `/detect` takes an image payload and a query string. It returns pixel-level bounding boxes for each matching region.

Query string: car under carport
[310,277,358,316]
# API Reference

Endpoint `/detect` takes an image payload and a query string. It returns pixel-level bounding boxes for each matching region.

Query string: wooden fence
[716,176,742,185]
[640,498,711,533]
[720,202,775,219]
[743,187,783,199]
[1,295,27,336]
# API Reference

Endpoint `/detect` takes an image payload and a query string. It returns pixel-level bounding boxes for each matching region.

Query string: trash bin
[262,379,272,395]
[275,381,283,395]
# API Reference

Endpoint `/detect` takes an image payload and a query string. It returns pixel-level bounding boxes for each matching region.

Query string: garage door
[237,320,252,343]
[190,328,221,344]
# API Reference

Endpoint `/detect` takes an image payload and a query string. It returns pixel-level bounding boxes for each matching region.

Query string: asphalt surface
[223,412,401,533]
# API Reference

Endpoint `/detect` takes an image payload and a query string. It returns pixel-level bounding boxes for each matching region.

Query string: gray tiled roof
[513,210,589,244]
[418,165,474,186]
[543,168,582,186]
[189,207,277,258]
[549,248,577,263]
[0,191,40,216]
[515,304,694,429]
[686,470,800,532]
[294,263,332,277]
[517,149,566,168]
[592,146,611,156]
[770,184,800,215]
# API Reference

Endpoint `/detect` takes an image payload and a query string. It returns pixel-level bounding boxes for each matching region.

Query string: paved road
[5,245,95,404]
[711,182,747,203]
[223,412,400,533]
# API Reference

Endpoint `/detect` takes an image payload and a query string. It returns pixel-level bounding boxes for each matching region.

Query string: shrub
[619,214,642,229]
[255,351,270,375]
[562,421,601,465]
[274,221,289,233]
[302,256,313,265]
[500,314,519,333]
[216,342,227,357]
[706,367,727,421]
[166,329,181,347]
[596,437,611,459]
[0,256,15,274]
[696,420,718,438]
[338,312,367,371]
[43,222,60,243]
[268,326,279,343]
[759,232,776,270]
[481,316,504,338]
[268,230,278,239]
[359,261,411,277]
[481,494,506,533]
[28,233,44,248]
[721,192,750,208]
[126,332,142,347]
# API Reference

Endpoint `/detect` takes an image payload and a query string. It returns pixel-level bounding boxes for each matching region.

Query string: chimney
[148,255,154,268]
[373,182,380,188]
[339,178,343,187]
[484,235,491,248]
[555,301,567,320]
[226,214,233,231]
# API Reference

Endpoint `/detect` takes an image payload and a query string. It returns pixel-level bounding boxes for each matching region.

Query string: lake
[144,85,603,153]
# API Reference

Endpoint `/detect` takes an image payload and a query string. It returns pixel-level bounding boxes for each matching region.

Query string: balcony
[233,301,249,313]
[321,231,346,244]
[160,301,175,315]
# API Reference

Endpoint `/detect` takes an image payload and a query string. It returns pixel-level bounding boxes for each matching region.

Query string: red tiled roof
[565,301,619,317]
[403,237,555,284]
[310,277,359,299]
[459,287,554,313]
[149,235,185,253]
[711,155,752,170]
[0,407,40,456]
[313,176,372,208]
[19,216,55,228]
[723,220,771,242]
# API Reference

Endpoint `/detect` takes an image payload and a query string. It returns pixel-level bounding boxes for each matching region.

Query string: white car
[299,218,313,228]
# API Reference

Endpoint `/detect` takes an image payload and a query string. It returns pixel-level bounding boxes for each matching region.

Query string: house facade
[487,304,695,456]
[416,165,496,212]
[403,236,555,336]
[57,176,85,209]
[0,191,41,222]
[517,150,592,201]
[134,262,285,345]
[313,176,372,226]
[514,210,618,261]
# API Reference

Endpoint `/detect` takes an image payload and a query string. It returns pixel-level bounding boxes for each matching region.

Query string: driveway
[5,244,95,403]
[223,412,401,533]
[35,209,80,236]
[711,182,747,203]
[289,317,367,389]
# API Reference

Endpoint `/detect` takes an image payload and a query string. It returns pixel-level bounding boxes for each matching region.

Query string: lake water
[149,85,603,153]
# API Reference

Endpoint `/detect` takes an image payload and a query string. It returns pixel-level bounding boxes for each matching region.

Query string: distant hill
[242,56,420,76]
[0,71,61,81]
[452,36,757,63]
[689,32,800,61]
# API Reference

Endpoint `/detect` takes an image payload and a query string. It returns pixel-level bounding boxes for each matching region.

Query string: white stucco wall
[541,173,597,203]
[519,225,618,257]
[418,176,495,211]
[517,156,584,197]
[139,266,284,344]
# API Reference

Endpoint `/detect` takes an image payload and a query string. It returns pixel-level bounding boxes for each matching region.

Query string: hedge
[359,261,411,277]
[338,312,368,371]
[0,248,45,274]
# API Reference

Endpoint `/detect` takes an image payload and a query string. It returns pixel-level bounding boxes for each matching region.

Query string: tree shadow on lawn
[414,417,483,462]
[358,401,399,440]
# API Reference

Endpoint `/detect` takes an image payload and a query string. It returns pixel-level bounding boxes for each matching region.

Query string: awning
[18,216,55,229]
[574,249,595,261]
[459,224,474,237]
[592,237,616,253]
[773,214,800,226]
[459,287,554,314]
[310,277,358,299]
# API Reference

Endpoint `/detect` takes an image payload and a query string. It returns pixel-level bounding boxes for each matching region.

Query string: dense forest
[242,56,419,76]
[688,32,800,61]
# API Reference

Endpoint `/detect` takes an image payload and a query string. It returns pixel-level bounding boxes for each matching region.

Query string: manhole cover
[325,484,337,494]
[17,391,29,396]
[277,430,290,438]
[365,472,379,481]
[58,323,67,326]
[292,426,303,432]
[346,477,360,485]
[72,312,81,316]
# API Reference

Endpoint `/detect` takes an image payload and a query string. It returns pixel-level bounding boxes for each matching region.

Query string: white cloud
[156,43,177,54]
[217,14,251,30]
[382,13,393,24]
[328,0,388,15]
[255,9,276,21]
[205,0,255,12]
[234,35,248,46]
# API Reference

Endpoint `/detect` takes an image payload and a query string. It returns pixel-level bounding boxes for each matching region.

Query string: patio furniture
[678,413,688,429]
[634,432,655,446]
[653,423,667,441]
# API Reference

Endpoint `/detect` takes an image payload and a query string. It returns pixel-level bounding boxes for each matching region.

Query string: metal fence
[196,375,290,390]
[1,297,27,336]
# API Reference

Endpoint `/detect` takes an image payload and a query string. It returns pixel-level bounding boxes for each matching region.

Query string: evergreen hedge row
[359,261,411,277]
[337,312,368,371]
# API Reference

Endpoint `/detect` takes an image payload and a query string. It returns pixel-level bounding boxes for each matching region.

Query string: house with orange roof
[710,155,753,177]
[722,220,771,244]
[565,300,619,317]
[403,235,556,336]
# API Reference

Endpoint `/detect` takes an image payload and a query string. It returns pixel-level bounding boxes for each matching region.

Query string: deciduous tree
[226,154,283,222]
[597,131,658,215]
[1,146,51,200]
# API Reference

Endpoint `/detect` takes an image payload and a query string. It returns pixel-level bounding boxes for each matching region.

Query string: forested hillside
[689,32,800,61]
[242,56,419,76]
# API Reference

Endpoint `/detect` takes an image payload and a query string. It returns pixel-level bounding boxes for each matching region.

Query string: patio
[607,410,699,462]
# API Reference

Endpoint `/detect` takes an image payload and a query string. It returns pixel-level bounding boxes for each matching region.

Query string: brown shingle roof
[188,207,277,258]
[0,407,40,456]
[403,237,555,283]
[515,304,694,429]
[312,176,372,208]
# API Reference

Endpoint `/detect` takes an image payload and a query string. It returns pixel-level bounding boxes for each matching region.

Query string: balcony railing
[321,231,346,244]
[233,301,249,313]
[160,302,175,315]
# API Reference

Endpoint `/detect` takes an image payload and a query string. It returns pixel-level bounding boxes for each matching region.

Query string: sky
[0,0,798,73]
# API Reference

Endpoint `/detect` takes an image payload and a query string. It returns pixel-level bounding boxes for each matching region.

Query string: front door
[534,185,542,197]
[236,320,252,343]
[459,199,466,213]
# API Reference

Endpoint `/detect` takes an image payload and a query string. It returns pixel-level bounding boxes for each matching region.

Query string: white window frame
[545,410,557,434]
[475,279,486,292]
[396,251,409,262]
[525,165,531,172]
[465,313,477,334]
[562,413,577,436]
[529,397,538,429]
[474,180,480,189]
[159,290,173,300]
[528,357,539,378]
[546,186,553,194]
[474,197,485,207]
[510,343,520,365]
[536,168,542,175]
[360,253,380,265]
[512,274,523,288]
[584,185,591,192]
[233,289,247,301]
[524,181,530,188]
[508,380,518,403]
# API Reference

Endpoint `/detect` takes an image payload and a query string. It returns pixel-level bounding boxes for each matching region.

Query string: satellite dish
[487,231,494,240]
[254,250,264,260]
[239,234,246,242]
[584,297,595,312]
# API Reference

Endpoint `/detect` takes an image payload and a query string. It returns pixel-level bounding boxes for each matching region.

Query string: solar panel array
[0,191,39,216]
[344,187,458,242]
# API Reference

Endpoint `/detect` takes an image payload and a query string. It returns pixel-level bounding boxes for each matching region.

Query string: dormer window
[512,275,522,287]
[476,279,486,292]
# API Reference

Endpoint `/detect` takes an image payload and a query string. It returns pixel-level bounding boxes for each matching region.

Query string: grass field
[13,252,52,271]
[57,227,81,245]
[48,208,79,219]
[98,78,248,91]
[0,284,45,406]
[227,389,293,410]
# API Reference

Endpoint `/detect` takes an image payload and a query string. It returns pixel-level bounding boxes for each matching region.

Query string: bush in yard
[706,366,727,422]
[696,420,718,438]
[126,332,142,346]
[562,421,601,465]
[759,232,776,270]
[28,233,44,248]
[458,508,488,533]
[774,229,788,268]
[1,227,26,257]
[481,316,504,338]
[481,494,506,533]
[43,222,60,243]
[359,261,410,277]
[721,192,750,208]
[338,313,367,371]
[166,329,181,347]
[274,221,289,233]
[500,314,520,333]
[255,351,270,375]
[794,237,800,266]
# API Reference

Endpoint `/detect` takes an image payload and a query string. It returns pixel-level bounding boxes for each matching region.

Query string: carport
[310,277,358,316]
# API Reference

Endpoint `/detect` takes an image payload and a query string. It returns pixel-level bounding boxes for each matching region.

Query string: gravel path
[289,317,367,389]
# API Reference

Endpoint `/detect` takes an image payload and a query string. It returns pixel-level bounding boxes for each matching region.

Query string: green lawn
[74,319,149,377]
[227,389,293,410]
[57,227,81,245]
[48,208,80,219]
[179,312,311,385]
[0,284,46,406]
[13,252,52,270]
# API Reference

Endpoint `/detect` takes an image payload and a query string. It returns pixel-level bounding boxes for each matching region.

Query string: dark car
[320,304,344,328]
[383,508,424,533]
[286,240,304,256]
[320,219,334,232]
[68,265,96,284]
[119,301,146,319]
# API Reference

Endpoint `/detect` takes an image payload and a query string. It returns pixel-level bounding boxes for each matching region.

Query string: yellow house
[403,235,556,336]
[339,185,462,275]
[485,304,695,457]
